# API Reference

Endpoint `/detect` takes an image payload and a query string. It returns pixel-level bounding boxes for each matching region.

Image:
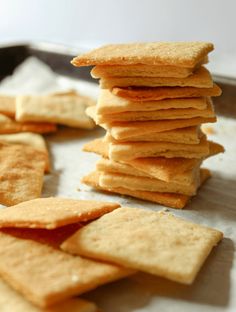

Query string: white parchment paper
[0,59,235,312]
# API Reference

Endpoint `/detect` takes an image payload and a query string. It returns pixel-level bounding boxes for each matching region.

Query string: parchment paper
[0,58,235,312]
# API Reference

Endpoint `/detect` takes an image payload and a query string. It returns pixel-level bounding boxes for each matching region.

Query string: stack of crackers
[72,42,224,208]
[0,197,223,310]
[0,91,95,206]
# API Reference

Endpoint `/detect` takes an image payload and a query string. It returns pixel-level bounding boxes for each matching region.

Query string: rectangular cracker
[100,67,213,89]
[0,197,120,229]
[81,169,211,209]
[106,117,217,140]
[97,157,201,186]
[72,42,213,67]
[0,132,50,172]
[0,113,57,134]
[0,95,15,117]
[106,127,203,144]
[91,58,208,78]
[0,143,45,206]
[15,94,95,129]
[112,83,222,101]
[92,97,215,123]
[0,278,98,312]
[108,136,210,161]
[99,170,200,196]
[0,231,134,308]
[97,90,208,114]
[61,205,222,284]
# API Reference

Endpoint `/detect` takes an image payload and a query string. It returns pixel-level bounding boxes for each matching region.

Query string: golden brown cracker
[0,277,98,312]
[107,127,203,144]
[16,95,95,129]
[97,90,208,114]
[81,169,211,209]
[95,97,215,123]
[100,67,213,89]
[112,83,222,101]
[0,197,120,229]
[99,170,200,196]
[72,42,213,67]
[0,132,50,172]
[0,95,15,117]
[108,136,210,161]
[83,138,109,158]
[107,117,217,140]
[0,143,45,206]
[0,231,134,308]
[61,205,222,284]
[0,114,57,134]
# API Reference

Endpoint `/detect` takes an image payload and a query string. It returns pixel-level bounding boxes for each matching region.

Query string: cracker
[0,197,120,229]
[108,136,210,161]
[61,205,222,284]
[107,127,203,144]
[81,169,211,209]
[15,95,96,129]
[83,138,109,158]
[100,67,213,89]
[93,97,215,123]
[112,83,222,101]
[107,117,217,140]
[97,90,208,115]
[72,42,213,67]
[0,95,15,117]
[0,231,134,308]
[97,156,201,186]
[0,132,50,172]
[0,114,57,134]
[99,170,200,195]
[91,58,207,78]
[0,277,98,312]
[0,143,45,206]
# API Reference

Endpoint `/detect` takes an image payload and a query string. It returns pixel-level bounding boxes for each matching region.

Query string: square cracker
[96,157,201,186]
[81,169,211,209]
[91,58,207,78]
[100,67,213,89]
[97,90,208,115]
[0,132,50,172]
[112,83,222,101]
[107,127,203,144]
[106,117,217,140]
[0,113,57,134]
[0,143,45,206]
[0,95,15,117]
[72,42,213,67]
[0,277,97,312]
[99,170,200,196]
[0,197,120,229]
[0,231,134,308]
[92,97,215,123]
[15,94,95,129]
[108,136,210,161]
[61,206,223,284]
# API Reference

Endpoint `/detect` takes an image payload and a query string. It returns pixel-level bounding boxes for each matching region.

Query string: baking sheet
[0,58,235,312]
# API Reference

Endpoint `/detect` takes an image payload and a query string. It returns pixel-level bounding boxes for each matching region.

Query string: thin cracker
[0,197,120,229]
[72,42,213,67]
[0,231,134,308]
[61,206,222,284]
[100,67,213,89]
[0,143,45,206]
